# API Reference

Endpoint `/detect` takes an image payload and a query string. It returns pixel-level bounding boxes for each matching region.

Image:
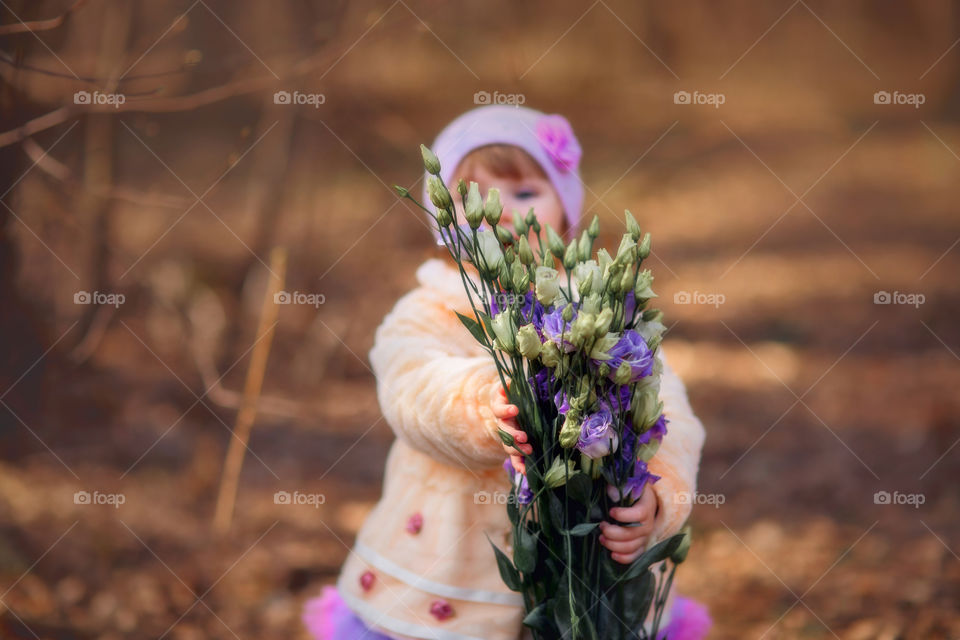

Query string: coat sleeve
[368,285,509,471]
[646,348,707,545]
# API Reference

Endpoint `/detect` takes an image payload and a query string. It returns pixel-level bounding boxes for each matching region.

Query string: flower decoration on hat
[535,114,582,173]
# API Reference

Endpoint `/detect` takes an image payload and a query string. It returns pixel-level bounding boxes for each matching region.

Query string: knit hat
[422,105,584,243]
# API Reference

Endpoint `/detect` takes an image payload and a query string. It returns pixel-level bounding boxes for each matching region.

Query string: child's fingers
[599,535,647,555]
[608,502,653,525]
[598,521,647,542]
[610,550,643,564]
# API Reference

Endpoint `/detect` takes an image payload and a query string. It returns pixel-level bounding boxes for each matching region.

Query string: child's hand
[493,384,532,474]
[599,484,660,564]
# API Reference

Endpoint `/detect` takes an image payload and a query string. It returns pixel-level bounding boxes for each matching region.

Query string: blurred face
[450,160,567,242]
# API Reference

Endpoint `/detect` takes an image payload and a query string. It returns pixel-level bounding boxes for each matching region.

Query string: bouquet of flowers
[395,145,691,640]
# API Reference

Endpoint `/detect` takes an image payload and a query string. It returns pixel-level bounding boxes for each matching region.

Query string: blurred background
[1,1,958,638]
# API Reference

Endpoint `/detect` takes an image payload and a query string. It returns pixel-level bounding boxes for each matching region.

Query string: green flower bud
[517,324,542,359]
[559,414,581,448]
[562,303,574,322]
[631,387,664,432]
[587,214,600,238]
[570,312,596,347]
[498,261,513,288]
[613,361,632,385]
[634,269,655,299]
[543,457,576,488]
[642,308,663,323]
[580,453,603,479]
[597,362,611,378]
[646,334,663,352]
[636,438,660,462]
[495,225,514,245]
[457,179,468,198]
[512,211,528,236]
[465,182,484,229]
[578,230,592,262]
[624,209,641,241]
[540,341,561,367]
[580,292,601,315]
[546,224,566,258]
[436,207,453,227]
[563,240,578,270]
[671,526,692,564]
[616,234,636,263]
[484,188,503,226]
[427,175,452,210]
[525,207,537,229]
[503,245,516,264]
[577,270,593,297]
[394,185,410,198]
[638,232,651,260]
[619,266,635,295]
[593,307,614,337]
[588,331,619,362]
[535,266,561,306]
[518,235,534,265]
[511,261,529,291]
[491,311,517,354]
[475,230,504,278]
[420,144,441,175]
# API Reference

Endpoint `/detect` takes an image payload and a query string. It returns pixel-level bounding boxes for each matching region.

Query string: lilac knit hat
[422,105,584,242]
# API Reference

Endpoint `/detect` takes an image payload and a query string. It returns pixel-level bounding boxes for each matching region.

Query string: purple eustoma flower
[605,330,654,382]
[503,457,533,504]
[528,368,553,403]
[542,306,576,352]
[488,290,544,332]
[576,406,619,459]
[636,413,668,446]
[607,459,660,504]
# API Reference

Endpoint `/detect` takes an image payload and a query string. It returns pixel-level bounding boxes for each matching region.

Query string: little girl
[303,105,711,640]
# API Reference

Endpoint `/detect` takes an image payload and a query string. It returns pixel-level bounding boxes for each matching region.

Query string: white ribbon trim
[339,587,488,640]
[354,540,525,607]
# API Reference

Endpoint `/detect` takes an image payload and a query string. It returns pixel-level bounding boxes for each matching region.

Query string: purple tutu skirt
[302,585,711,640]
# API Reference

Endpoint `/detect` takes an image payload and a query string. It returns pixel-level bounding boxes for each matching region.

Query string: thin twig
[212,247,286,534]
[0,0,90,36]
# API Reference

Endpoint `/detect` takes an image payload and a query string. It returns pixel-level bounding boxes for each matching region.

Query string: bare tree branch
[0,0,91,36]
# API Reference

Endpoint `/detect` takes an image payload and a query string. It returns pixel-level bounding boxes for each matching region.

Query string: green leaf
[619,533,684,583]
[455,311,487,343]
[506,494,519,526]
[522,602,557,635]
[566,472,592,505]
[514,527,538,574]
[621,570,656,632]
[486,535,521,591]
[567,521,601,536]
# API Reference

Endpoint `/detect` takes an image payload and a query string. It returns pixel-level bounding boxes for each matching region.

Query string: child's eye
[515,189,538,200]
